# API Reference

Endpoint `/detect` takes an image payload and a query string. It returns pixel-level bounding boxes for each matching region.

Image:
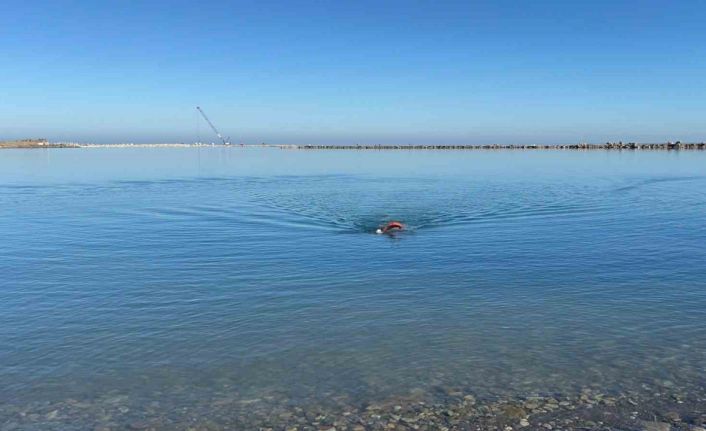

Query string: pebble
[641,421,671,431]
[664,411,681,422]
[501,405,527,419]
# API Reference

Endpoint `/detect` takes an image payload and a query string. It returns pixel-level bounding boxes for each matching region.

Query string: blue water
[1,148,705,415]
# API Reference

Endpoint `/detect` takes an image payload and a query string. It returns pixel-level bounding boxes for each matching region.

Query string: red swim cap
[383,221,404,231]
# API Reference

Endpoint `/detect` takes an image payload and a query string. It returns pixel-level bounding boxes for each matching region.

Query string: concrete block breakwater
[295,142,706,150]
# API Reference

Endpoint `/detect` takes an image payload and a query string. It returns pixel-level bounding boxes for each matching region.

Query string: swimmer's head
[376,228,383,234]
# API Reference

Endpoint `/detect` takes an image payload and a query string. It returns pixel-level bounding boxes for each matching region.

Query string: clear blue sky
[2,0,705,144]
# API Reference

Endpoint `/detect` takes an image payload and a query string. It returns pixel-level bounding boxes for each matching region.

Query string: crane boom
[196,106,228,145]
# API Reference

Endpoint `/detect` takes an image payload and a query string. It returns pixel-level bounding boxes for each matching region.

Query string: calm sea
[1,148,705,428]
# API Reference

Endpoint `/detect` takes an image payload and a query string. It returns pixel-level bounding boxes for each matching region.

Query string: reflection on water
[0,148,705,429]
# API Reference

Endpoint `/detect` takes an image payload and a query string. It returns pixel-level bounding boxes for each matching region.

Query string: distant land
[0,139,79,149]
[1,139,705,150]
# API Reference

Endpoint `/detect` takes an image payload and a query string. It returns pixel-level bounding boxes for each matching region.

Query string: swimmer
[376,221,404,234]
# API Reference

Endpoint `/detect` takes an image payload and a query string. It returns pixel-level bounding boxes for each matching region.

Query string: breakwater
[295,142,706,150]
[4,141,706,150]
[79,143,219,148]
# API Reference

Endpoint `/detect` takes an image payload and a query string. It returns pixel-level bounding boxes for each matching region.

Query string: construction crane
[196,106,230,145]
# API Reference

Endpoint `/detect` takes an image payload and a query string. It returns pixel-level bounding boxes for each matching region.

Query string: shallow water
[1,148,705,428]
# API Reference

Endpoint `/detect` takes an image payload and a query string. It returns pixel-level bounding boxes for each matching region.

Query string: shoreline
[2,384,704,430]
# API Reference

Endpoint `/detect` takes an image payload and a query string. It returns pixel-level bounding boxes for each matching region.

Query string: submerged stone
[641,421,671,431]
